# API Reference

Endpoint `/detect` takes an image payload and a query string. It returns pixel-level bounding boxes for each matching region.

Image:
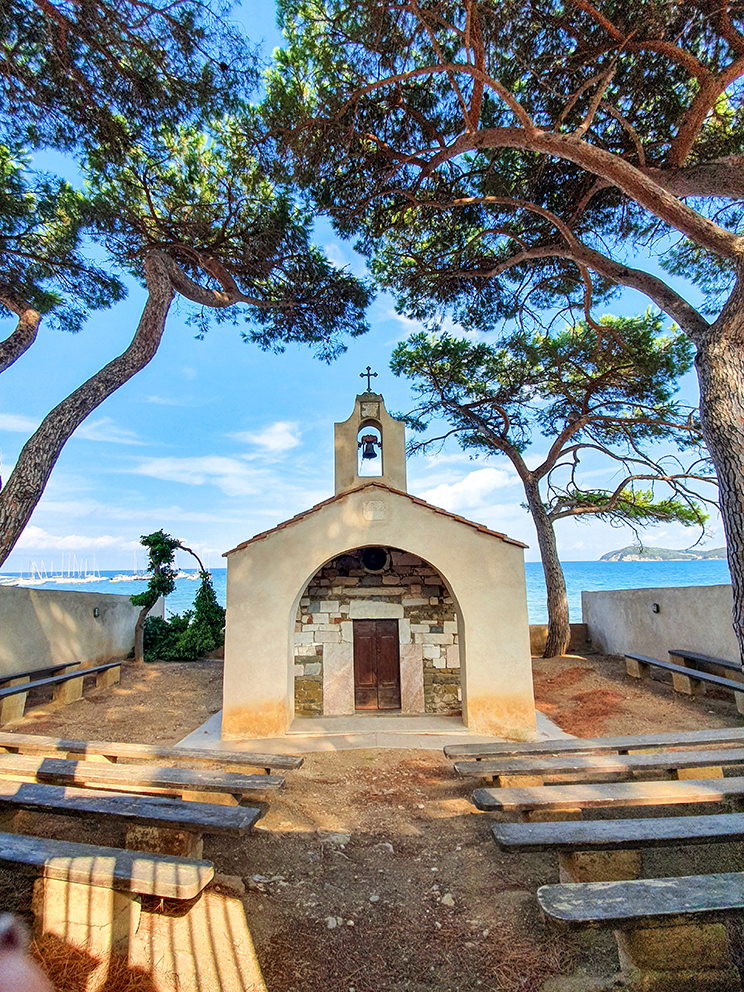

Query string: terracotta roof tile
[223,481,528,556]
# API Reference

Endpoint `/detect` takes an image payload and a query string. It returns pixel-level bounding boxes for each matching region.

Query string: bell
[360,434,379,459]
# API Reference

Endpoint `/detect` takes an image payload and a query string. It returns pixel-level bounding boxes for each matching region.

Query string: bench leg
[32,876,141,958]
[625,658,650,679]
[494,774,544,788]
[521,807,583,823]
[0,689,28,724]
[52,675,84,704]
[674,765,724,780]
[614,921,740,991]
[128,884,265,992]
[558,849,641,883]
[182,790,240,806]
[671,670,703,695]
[65,751,115,763]
[125,824,204,859]
[96,666,120,689]
[0,810,19,832]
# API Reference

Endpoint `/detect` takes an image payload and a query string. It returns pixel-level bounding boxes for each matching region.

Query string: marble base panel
[401,643,425,714]
[323,642,355,716]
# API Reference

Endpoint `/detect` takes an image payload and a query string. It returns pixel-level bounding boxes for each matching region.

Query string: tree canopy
[268,0,744,656]
[392,310,714,654]
[0,0,372,567]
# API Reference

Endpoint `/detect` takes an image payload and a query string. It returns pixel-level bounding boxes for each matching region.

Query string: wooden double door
[353,619,401,710]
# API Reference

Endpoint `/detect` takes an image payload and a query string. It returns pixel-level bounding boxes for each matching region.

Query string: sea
[0,559,732,624]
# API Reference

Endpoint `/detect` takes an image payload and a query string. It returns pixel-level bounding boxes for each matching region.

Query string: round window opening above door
[361,546,389,572]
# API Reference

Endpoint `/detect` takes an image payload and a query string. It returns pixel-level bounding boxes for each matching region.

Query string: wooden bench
[445,726,744,762]
[472,775,744,821]
[0,830,213,959]
[453,746,744,785]
[625,652,744,713]
[0,661,123,724]
[668,647,743,676]
[538,872,744,990]
[0,752,284,804]
[0,779,261,857]
[0,661,78,686]
[0,729,303,775]
[491,811,744,883]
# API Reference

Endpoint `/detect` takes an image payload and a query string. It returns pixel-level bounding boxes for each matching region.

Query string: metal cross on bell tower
[360,366,378,391]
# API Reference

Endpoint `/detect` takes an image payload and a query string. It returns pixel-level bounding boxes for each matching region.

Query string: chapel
[221,391,536,740]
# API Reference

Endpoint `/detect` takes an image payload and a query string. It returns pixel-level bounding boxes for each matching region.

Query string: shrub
[142,572,225,662]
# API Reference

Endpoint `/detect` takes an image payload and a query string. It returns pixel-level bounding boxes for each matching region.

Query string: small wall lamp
[93,607,100,618]
[651,603,660,614]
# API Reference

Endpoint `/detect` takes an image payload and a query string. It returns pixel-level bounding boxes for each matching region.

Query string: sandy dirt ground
[2,650,744,992]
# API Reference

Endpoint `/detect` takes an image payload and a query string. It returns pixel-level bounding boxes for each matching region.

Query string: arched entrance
[293,546,461,719]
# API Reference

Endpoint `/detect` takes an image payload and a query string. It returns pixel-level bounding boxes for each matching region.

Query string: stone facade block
[349,601,404,619]
[314,630,341,643]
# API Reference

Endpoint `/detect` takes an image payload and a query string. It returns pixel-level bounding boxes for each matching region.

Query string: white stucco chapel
[221,391,537,740]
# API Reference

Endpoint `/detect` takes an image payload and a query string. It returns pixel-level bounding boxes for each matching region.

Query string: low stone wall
[0,586,162,677]
[529,623,589,656]
[582,584,739,662]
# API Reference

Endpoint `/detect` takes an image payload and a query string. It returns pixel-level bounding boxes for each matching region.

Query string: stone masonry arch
[292,545,464,719]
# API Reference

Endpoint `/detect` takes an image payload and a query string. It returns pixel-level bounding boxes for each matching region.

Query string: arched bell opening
[357,423,383,477]
[292,545,461,719]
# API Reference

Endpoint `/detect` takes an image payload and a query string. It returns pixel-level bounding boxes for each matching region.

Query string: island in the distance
[600,545,727,562]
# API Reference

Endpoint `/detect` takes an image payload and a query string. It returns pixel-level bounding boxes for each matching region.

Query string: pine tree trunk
[695,293,744,663]
[524,478,571,657]
[0,253,175,566]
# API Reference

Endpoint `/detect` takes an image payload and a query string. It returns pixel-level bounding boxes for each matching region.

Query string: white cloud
[37,498,248,525]
[230,421,301,453]
[419,466,514,511]
[75,417,143,445]
[15,526,130,551]
[132,456,265,497]
[0,413,40,433]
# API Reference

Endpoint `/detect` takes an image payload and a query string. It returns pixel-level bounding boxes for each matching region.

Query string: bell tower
[334,392,407,495]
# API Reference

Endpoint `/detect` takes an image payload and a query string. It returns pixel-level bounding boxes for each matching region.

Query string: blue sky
[0,2,723,574]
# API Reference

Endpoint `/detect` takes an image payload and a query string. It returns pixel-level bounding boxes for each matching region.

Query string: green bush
[143,573,225,662]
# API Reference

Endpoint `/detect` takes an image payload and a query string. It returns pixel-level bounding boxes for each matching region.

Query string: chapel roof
[223,480,528,556]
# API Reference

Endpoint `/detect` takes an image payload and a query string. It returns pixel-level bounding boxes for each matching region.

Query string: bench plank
[444,727,744,760]
[0,779,261,835]
[0,730,303,772]
[538,872,744,930]
[668,649,743,673]
[0,830,213,899]
[455,747,744,780]
[0,753,284,798]
[491,812,744,852]
[0,662,121,700]
[0,662,78,686]
[473,775,744,812]
[626,653,744,693]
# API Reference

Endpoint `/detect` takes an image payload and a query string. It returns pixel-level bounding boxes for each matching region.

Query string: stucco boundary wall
[582,584,739,662]
[0,586,164,677]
